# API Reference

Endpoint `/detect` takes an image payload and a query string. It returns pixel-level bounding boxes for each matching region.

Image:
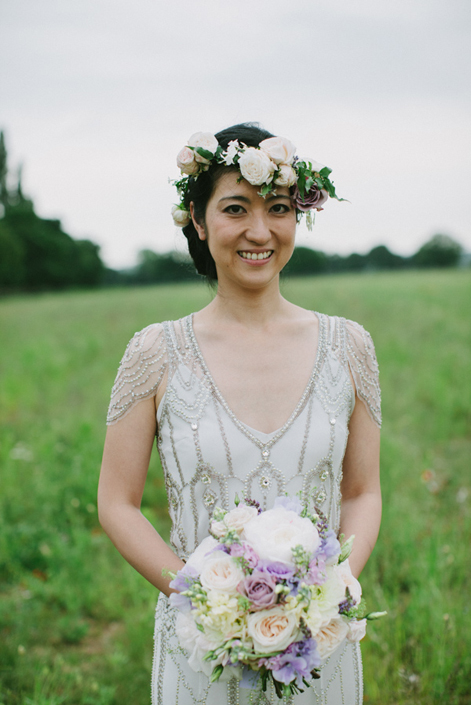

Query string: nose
[245,213,271,245]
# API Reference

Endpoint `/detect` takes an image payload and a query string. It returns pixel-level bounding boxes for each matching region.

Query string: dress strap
[106,323,167,425]
[334,316,382,428]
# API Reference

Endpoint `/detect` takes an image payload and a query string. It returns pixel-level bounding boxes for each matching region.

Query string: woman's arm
[97,396,184,596]
[339,395,381,579]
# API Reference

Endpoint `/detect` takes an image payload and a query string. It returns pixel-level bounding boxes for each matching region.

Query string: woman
[98,123,382,705]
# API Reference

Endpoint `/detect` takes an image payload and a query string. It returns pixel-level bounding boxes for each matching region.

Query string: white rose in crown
[274,164,297,187]
[238,147,276,186]
[187,132,219,164]
[315,616,349,659]
[247,606,299,653]
[334,559,362,603]
[171,205,191,227]
[243,507,320,565]
[199,552,245,593]
[346,618,367,644]
[177,146,199,175]
[210,504,259,539]
[259,136,296,165]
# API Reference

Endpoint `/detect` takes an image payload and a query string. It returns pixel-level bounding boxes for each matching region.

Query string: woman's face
[191,170,297,291]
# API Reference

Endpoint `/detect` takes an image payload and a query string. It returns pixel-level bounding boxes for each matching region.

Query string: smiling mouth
[238,250,274,261]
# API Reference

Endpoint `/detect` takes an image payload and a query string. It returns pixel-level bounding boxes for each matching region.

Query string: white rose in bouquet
[200,552,245,593]
[247,605,299,653]
[243,507,320,565]
[334,559,362,603]
[259,136,296,165]
[210,504,259,539]
[175,612,218,677]
[187,132,219,164]
[185,536,219,573]
[346,618,367,643]
[315,616,349,659]
[238,147,276,186]
[315,568,348,626]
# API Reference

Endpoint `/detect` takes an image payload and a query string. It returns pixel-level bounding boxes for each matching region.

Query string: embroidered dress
[107,312,381,705]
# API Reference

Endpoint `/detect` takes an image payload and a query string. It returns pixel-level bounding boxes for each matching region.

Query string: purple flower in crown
[292,183,329,212]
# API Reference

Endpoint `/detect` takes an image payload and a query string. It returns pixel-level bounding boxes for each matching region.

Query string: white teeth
[240,251,272,260]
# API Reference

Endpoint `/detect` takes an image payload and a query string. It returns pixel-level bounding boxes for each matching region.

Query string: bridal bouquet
[168,496,385,699]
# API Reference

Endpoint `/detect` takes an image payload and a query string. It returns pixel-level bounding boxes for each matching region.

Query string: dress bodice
[107,313,381,560]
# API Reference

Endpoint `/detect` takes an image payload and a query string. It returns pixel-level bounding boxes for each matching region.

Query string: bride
[98,123,382,704]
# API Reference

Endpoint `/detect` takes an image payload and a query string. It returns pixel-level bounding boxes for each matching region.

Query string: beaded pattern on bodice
[107,313,381,558]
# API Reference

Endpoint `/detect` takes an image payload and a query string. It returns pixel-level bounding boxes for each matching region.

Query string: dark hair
[181,122,275,282]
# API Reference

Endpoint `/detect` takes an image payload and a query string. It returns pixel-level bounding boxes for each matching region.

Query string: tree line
[0,130,466,293]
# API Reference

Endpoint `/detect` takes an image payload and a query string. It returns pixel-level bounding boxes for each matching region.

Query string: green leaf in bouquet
[366,611,388,620]
[210,664,224,683]
[339,534,355,563]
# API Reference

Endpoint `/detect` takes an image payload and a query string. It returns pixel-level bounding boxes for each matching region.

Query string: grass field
[1,269,470,705]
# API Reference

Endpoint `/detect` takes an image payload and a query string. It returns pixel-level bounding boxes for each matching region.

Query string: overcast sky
[1,0,470,268]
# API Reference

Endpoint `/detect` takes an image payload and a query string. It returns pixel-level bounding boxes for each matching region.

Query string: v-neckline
[187,311,326,441]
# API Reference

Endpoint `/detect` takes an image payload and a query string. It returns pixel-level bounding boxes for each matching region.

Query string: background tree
[412,234,463,268]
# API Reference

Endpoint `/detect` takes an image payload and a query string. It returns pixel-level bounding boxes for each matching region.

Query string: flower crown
[171,132,343,231]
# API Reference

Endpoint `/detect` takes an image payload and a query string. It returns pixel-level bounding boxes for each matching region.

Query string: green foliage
[412,234,463,268]
[0,131,105,292]
[0,260,470,704]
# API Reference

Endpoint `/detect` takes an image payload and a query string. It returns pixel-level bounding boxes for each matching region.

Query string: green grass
[1,270,470,704]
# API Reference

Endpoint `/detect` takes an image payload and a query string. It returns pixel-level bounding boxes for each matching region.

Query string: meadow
[1,269,470,705]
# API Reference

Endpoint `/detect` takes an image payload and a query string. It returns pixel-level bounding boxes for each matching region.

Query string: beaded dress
[107,312,381,705]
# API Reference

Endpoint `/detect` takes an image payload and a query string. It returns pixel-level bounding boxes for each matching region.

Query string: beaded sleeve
[106,323,167,425]
[344,319,382,428]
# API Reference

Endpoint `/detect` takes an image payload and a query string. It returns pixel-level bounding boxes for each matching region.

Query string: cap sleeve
[344,319,382,428]
[106,323,167,425]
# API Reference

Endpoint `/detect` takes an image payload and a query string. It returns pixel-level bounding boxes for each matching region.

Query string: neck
[204,276,293,327]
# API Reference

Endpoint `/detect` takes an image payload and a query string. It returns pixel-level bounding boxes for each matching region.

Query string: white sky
[1,0,470,268]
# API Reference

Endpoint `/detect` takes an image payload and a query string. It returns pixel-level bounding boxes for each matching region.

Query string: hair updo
[181,122,275,283]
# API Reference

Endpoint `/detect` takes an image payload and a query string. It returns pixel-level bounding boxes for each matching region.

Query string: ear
[190,202,206,241]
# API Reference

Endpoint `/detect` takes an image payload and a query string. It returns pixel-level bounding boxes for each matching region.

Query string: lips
[238,250,273,261]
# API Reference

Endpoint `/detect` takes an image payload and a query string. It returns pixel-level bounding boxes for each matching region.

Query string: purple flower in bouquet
[169,564,199,593]
[273,495,302,514]
[265,638,321,688]
[320,529,341,563]
[257,560,296,581]
[239,571,278,610]
[230,541,260,569]
[292,183,329,212]
[304,557,327,586]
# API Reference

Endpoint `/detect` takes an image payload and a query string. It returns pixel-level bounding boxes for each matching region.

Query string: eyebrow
[218,194,292,204]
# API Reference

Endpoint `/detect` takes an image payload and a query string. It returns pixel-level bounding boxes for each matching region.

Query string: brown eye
[224,204,245,215]
[270,203,290,214]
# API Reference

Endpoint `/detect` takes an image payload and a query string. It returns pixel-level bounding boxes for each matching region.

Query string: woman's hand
[98,396,184,596]
[339,394,381,579]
